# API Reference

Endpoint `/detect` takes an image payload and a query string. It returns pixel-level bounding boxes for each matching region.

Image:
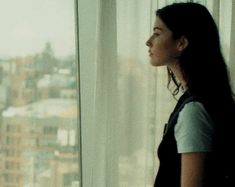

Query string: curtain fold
[78,0,98,186]
[91,0,119,186]
[229,1,235,90]
[78,0,235,186]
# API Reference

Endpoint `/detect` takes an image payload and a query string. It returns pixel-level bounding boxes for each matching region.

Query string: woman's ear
[177,36,188,51]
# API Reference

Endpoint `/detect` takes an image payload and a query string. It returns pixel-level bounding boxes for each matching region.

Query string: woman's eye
[153,33,160,37]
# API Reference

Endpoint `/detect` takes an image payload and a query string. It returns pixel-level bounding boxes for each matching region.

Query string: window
[0,1,81,186]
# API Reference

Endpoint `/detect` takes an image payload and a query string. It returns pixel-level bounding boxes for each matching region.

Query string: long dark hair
[156,4,235,177]
[156,2,234,103]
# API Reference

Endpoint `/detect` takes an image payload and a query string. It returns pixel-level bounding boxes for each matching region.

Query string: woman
[146,2,235,187]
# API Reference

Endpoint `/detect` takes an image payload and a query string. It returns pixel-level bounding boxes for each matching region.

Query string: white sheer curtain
[78,0,235,186]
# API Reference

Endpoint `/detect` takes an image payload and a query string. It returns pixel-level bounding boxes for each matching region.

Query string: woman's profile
[146,2,235,187]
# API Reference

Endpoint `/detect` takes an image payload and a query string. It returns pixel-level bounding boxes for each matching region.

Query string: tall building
[0,98,80,187]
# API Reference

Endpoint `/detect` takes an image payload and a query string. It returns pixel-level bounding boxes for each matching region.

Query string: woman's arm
[181,152,207,187]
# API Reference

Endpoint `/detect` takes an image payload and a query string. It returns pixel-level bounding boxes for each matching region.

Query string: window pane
[0,1,81,187]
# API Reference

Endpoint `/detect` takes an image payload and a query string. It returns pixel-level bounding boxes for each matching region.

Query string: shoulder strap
[163,92,196,135]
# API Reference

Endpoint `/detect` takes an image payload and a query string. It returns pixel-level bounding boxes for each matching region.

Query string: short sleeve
[174,101,214,153]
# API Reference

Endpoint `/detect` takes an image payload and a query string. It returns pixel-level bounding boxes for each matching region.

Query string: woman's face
[146,16,180,66]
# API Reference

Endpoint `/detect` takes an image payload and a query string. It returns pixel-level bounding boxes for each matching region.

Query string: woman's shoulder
[175,101,215,153]
[178,101,214,124]
[181,101,205,113]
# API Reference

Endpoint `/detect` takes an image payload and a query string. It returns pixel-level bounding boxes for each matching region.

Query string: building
[0,98,80,187]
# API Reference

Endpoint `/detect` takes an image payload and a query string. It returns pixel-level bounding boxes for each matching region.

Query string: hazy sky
[0,0,76,58]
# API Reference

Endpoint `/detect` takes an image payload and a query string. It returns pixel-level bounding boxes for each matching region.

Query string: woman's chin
[150,60,162,67]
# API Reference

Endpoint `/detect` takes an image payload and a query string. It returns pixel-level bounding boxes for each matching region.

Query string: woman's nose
[145,38,151,47]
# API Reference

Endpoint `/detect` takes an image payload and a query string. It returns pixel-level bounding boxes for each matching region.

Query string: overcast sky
[0,0,76,58]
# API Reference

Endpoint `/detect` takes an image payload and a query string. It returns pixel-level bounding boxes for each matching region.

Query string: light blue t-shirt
[174,101,215,153]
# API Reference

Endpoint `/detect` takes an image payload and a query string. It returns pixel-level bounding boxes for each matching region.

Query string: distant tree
[34,42,58,73]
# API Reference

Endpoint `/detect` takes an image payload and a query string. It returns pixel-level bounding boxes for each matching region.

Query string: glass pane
[0,1,81,187]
